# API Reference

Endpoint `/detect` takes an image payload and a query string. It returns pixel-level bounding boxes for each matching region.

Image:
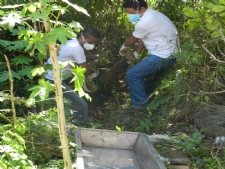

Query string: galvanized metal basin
[73,128,166,169]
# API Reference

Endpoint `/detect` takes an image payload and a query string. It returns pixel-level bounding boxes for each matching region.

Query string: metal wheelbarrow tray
[73,128,166,169]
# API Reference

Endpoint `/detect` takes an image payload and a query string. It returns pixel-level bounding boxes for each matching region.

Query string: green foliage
[0,124,35,168]
[180,130,204,153]
[29,79,55,101]
[135,119,152,132]
[115,125,124,131]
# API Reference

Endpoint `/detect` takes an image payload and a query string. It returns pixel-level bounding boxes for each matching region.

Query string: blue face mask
[129,14,140,22]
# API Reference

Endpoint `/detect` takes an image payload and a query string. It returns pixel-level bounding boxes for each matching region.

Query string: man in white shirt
[45,28,101,125]
[120,0,179,111]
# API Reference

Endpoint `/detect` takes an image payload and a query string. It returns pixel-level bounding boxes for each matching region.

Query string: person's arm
[79,62,95,75]
[136,40,145,54]
[124,35,139,47]
[85,53,99,60]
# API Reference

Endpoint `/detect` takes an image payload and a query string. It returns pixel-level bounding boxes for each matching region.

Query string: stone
[168,165,190,169]
[148,134,173,143]
[165,151,191,165]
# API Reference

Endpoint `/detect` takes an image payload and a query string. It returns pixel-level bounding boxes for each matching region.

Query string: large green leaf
[211,29,225,38]
[29,79,55,100]
[0,12,23,31]
[71,65,86,91]
[220,0,225,5]
[183,7,201,18]
[148,90,171,110]
[17,66,34,79]
[31,66,45,76]
[26,32,47,55]
[47,26,73,44]
[212,5,225,12]
[186,18,202,30]
[12,55,33,65]
[9,40,28,51]
[28,10,50,22]
[69,21,83,32]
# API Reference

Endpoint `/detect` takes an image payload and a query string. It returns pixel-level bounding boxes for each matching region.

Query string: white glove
[83,83,93,92]
[87,71,99,81]
[133,51,139,59]
[119,43,128,56]
[127,51,139,64]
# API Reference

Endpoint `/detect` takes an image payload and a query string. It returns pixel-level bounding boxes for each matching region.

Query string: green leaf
[29,11,49,22]
[219,12,225,16]
[9,40,28,51]
[31,66,45,76]
[192,130,201,139]
[212,5,225,12]
[186,142,195,151]
[51,4,67,15]
[186,18,202,30]
[15,124,26,135]
[0,70,21,82]
[71,65,89,98]
[148,90,171,110]
[116,126,121,131]
[0,39,12,48]
[0,71,9,82]
[29,79,55,100]
[69,21,83,32]
[26,32,47,55]
[0,10,5,15]
[211,29,225,38]
[183,7,200,18]
[27,4,37,13]
[220,0,225,5]
[47,26,73,44]
[42,0,52,7]
[12,55,33,65]
[0,12,23,31]
[17,66,34,79]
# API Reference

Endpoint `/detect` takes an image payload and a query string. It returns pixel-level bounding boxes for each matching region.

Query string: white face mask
[84,43,95,50]
[82,33,95,50]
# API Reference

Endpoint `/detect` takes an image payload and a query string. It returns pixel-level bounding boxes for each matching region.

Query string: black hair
[123,0,148,11]
[82,28,101,39]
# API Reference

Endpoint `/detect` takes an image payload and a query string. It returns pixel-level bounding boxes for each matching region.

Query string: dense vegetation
[1,0,225,168]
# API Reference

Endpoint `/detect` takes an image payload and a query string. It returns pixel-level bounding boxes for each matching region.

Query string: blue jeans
[126,54,176,107]
[47,80,88,125]
[62,81,88,125]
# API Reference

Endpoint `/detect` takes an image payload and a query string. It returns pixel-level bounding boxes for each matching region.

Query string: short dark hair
[82,28,101,39]
[123,0,148,11]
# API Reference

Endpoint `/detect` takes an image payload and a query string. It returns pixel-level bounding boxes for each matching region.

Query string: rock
[168,165,190,169]
[148,134,173,143]
[165,151,191,165]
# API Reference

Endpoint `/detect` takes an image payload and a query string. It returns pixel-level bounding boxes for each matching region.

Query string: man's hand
[120,48,139,63]
[82,70,99,92]
[83,78,98,92]
[119,43,128,56]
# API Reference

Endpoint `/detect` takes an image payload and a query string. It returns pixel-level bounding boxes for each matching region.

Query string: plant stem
[40,0,72,167]
[4,55,16,127]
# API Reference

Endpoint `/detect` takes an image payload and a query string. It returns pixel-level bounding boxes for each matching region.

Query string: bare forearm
[136,40,145,54]
[79,62,95,75]
[124,35,139,47]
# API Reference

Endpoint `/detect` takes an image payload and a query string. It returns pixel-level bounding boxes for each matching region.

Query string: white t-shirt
[133,9,179,58]
[45,39,86,80]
